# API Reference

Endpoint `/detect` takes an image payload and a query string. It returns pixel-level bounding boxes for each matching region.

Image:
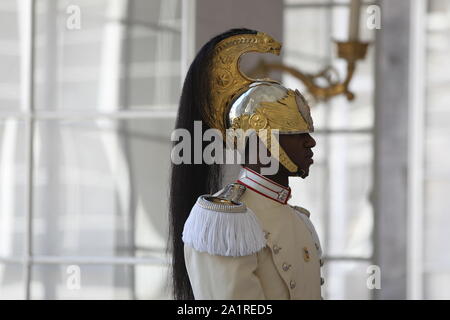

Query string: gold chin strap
[257,130,298,173]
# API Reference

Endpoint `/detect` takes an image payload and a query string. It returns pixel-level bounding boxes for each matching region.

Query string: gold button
[290,280,296,289]
[320,277,325,286]
[273,245,282,254]
[303,247,310,262]
[282,263,291,271]
[319,259,324,267]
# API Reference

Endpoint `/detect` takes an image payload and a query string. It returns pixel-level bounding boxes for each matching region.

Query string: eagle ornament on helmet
[205,31,314,173]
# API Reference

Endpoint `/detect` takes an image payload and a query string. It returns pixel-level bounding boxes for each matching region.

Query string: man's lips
[306,150,314,164]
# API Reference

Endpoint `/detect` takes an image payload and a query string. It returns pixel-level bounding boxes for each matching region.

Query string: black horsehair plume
[168,28,258,300]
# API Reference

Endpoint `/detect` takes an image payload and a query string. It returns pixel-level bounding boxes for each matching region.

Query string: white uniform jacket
[182,167,324,300]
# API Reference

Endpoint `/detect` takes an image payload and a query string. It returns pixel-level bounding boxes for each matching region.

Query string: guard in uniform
[169,28,324,300]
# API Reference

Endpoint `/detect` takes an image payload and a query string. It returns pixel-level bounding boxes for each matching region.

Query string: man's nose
[305,134,316,148]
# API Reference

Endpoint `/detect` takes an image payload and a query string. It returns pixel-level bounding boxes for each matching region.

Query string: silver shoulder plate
[213,183,246,204]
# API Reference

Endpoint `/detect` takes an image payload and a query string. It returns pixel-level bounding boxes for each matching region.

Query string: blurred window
[0,0,182,299]
[423,0,450,299]
[284,0,375,299]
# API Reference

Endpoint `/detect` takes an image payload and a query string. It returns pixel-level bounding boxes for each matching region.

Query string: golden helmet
[205,31,314,173]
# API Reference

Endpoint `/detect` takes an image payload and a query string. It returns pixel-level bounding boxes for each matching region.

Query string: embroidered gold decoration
[303,247,311,262]
[207,32,281,135]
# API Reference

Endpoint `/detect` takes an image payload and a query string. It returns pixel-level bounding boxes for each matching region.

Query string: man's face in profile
[279,133,316,178]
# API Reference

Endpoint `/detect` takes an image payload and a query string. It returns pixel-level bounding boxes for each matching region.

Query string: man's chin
[296,168,309,179]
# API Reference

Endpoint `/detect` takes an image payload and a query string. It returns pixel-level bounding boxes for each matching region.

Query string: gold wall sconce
[253,0,370,102]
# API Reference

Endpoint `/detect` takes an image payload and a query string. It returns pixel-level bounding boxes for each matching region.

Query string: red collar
[237,167,291,204]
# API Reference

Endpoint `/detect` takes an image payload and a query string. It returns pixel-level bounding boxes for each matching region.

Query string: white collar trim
[237,167,291,204]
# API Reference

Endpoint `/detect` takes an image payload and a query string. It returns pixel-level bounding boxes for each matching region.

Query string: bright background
[0,0,449,299]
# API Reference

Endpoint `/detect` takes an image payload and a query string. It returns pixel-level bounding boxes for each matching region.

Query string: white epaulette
[182,184,266,257]
[291,205,323,258]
